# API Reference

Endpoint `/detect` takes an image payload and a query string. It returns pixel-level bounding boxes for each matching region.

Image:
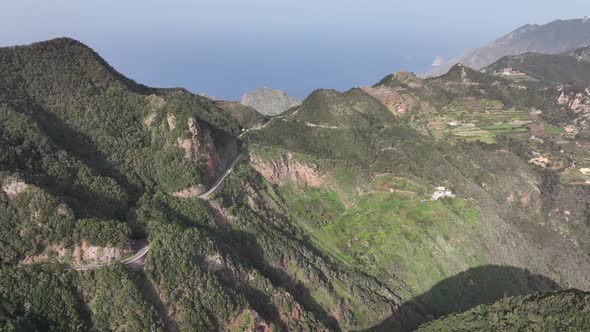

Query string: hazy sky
[2,0,590,100]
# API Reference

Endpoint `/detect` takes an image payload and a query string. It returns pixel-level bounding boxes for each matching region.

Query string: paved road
[73,137,246,271]
[198,153,242,199]
[73,152,242,270]
[122,245,149,264]
[236,119,272,139]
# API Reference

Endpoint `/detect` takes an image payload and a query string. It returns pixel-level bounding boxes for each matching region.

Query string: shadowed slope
[418,289,590,331]
[366,265,561,332]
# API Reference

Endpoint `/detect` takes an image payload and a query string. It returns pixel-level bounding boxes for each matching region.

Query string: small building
[431,186,455,200]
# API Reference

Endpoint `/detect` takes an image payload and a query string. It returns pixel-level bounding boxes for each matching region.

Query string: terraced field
[280,172,484,296]
[430,97,531,143]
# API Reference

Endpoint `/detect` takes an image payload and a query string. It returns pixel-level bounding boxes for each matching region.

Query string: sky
[1,0,590,100]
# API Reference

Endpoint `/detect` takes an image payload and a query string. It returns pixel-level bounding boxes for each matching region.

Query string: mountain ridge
[482,45,590,86]
[424,18,590,78]
[2,36,590,331]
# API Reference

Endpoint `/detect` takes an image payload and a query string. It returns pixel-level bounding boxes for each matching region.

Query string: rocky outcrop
[250,152,327,187]
[22,241,129,266]
[171,114,240,197]
[556,88,590,133]
[176,116,238,180]
[389,71,425,88]
[361,85,419,115]
[2,179,29,198]
[558,91,590,114]
[172,185,206,198]
[241,87,301,116]
[73,242,127,264]
[167,113,176,130]
[177,117,202,161]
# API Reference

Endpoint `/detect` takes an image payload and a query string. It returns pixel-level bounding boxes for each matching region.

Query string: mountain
[425,18,590,77]
[3,37,590,331]
[483,47,590,86]
[243,62,590,329]
[0,38,329,331]
[241,86,301,116]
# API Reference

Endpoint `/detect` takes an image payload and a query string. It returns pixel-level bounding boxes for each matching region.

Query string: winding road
[73,151,243,271]
[198,153,242,199]
[236,118,272,139]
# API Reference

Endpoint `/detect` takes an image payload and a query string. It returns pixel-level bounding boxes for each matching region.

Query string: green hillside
[1,38,590,331]
[243,60,590,329]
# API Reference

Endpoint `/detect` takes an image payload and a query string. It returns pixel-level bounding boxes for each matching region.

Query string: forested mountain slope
[1,38,590,331]
[243,65,590,329]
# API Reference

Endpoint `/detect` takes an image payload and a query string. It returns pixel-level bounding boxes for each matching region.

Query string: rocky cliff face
[361,72,424,115]
[425,18,590,77]
[22,242,129,266]
[249,152,328,188]
[241,87,301,116]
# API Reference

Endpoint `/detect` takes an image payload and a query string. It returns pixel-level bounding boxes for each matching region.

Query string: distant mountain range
[241,86,301,116]
[425,18,590,77]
